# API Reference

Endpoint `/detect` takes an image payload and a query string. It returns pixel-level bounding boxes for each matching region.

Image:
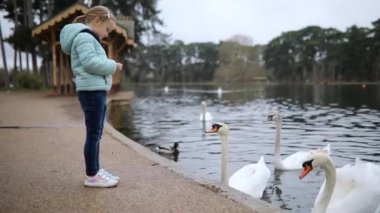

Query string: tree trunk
[39,1,43,24]
[31,48,38,74]
[19,50,22,71]
[12,0,19,24]
[23,0,29,73]
[26,52,30,73]
[48,0,53,18]
[11,0,19,80]
[0,18,9,89]
[13,46,17,72]
[91,0,101,6]
[26,0,38,74]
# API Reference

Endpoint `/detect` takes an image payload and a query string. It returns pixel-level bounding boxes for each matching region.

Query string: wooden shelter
[32,3,134,95]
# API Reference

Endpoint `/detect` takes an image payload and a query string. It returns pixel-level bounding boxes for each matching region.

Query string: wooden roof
[32,3,134,46]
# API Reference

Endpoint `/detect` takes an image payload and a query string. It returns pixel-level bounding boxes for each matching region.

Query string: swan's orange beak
[205,126,218,134]
[299,165,312,179]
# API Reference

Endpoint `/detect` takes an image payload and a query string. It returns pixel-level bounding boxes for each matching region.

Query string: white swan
[217,87,223,98]
[200,101,213,121]
[164,86,169,93]
[299,152,380,213]
[228,156,270,198]
[267,112,331,170]
[206,123,270,198]
[217,87,223,95]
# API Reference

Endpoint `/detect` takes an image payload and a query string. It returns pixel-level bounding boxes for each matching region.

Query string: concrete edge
[105,99,284,212]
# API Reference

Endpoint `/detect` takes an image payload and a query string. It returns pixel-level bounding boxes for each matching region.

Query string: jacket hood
[60,23,90,55]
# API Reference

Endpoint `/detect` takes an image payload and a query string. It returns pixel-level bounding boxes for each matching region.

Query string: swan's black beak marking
[267,114,274,121]
[302,160,313,169]
[205,123,223,133]
[299,160,313,179]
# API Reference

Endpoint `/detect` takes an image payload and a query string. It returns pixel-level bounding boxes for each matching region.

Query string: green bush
[17,72,43,89]
[0,69,46,90]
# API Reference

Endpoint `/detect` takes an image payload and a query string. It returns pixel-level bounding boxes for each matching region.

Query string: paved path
[0,91,283,213]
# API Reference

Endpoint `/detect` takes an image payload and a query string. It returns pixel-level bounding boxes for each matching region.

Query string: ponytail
[73,6,116,24]
[73,15,86,23]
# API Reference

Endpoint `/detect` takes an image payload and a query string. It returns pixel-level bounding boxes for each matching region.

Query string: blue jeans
[78,91,107,176]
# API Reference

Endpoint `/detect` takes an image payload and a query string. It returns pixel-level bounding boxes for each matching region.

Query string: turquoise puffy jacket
[60,23,116,92]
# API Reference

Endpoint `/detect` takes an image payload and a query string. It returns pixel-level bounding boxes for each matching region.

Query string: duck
[156,142,179,156]
[205,122,270,198]
[267,112,331,170]
[299,152,380,213]
[200,101,213,121]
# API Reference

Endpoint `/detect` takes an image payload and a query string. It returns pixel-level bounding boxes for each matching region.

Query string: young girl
[60,6,123,188]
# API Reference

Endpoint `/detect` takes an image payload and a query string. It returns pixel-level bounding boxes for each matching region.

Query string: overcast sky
[157,0,380,44]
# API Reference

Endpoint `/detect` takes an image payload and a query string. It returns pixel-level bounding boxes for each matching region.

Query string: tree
[93,0,163,44]
[0,0,43,74]
[339,26,370,80]
[226,34,254,46]
[215,41,266,83]
[0,17,10,88]
[263,31,298,81]
[368,18,380,80]
[263,24,377,82]
[318,28,345,81]
[52,0,78,14]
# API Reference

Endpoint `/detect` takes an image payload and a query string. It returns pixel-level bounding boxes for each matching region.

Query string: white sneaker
[99,168,120,181]
[84,171,118,188]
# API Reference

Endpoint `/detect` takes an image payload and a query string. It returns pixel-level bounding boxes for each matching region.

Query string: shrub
[17,72,43,89]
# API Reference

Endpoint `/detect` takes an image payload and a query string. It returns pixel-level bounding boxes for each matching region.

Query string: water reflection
[263,169,292,211]
[109,83,380,212]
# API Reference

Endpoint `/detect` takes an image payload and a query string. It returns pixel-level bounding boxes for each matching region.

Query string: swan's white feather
[228,156,270,198]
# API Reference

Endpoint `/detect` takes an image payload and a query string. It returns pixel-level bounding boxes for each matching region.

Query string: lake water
[108,83,380,213]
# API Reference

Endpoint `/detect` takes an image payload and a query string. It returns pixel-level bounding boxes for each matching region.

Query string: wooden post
[51,30,57,93]
[0,17,9,89]
[63,55,70,94]
[63,55,69,94]
[116,43,126,55]
[65,56,73,94]
[107,40,118,93]
[62,53,67,94]
[59,47,64,94]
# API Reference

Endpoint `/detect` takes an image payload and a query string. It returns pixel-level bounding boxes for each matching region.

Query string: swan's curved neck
[220,135,228,185]
[274,120,283,167]
[313,158,336,213]
[202,105,206,120]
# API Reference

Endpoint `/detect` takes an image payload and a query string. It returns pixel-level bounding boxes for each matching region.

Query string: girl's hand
[116,63,123,72]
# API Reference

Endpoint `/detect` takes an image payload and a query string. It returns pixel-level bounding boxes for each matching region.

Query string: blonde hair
[73,6,116,24]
